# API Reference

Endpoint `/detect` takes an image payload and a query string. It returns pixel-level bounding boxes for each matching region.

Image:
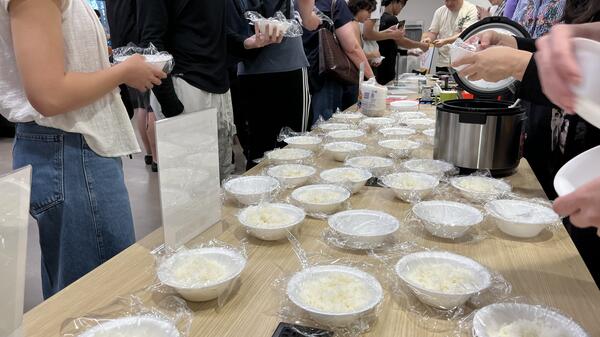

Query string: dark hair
[382,0,406,7]
[563,0,600,24]
[348,0,377,15]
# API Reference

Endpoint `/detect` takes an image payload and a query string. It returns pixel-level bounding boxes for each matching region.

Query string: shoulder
[461,1,478,14]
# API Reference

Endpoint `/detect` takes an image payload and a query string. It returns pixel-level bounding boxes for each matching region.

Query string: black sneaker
[144,155,153,165]
[151,162,158,172]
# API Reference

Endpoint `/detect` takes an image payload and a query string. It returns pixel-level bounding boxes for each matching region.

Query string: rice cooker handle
[458,113,487,125]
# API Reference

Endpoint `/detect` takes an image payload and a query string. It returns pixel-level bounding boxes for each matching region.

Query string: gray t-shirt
[238,34,309,75]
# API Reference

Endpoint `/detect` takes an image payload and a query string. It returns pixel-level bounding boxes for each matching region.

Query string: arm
[363,19,403,42]
[396,36,429,51]
[336,22,374,78]
[421,31,437,44]
[297,0,320,31]
[9,0,164,117]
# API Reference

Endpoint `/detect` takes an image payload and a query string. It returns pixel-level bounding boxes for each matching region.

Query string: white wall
[399,0,491,31]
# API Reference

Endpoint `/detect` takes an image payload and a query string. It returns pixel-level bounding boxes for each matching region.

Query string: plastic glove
[465,30,517,50]
[554,176,600,236]
[534,24,581,113]
[452,46,531,82]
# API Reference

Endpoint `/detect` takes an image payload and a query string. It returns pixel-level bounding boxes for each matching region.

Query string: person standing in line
[106,0,159,171]
[1,0,165,298]
[421,0,478,73]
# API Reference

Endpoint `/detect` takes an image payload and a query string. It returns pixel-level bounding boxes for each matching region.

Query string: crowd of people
[1,0,599,298]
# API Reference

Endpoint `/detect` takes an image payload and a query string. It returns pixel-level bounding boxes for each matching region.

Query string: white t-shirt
[0,0,139,157]
[370,0,383,20]
[429,1,478,67]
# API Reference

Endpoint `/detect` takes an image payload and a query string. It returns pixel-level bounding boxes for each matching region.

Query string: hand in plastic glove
[121,54,166,92]
[421,36,433,44]
[534,24,581,113]
[433,38,451,48]
[244,23,284,49]
[466,30,517,50]
[453,46,532,82]
[554,177,600,236]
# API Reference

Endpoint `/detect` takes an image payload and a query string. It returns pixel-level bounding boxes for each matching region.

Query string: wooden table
[22,103,600,337]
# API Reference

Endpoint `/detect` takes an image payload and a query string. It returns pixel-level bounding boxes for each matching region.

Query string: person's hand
[419,42,430,52]
[477,5,490,19]
[244,23,284,49]
[452,46,532,82]
[369,50,382,67]
[421,36,433,44]
[121,54,166,92]
[433,38,450,48]
[554,177,600,236]
[535,24,581,113]
[466,30,517,50]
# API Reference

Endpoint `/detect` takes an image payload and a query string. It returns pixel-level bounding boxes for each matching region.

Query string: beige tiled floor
[0,126,246,312]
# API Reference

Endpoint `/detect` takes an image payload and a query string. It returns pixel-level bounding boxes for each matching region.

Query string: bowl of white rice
[323,141,367,162]
[223,176,280,206]
[319,167,373,194]
[78,316,181,337]
[378,139,421,158]
[345,156,395,177]
[291,184,351,215]
[381,172,439,202]
[266,164,317,188]
[238,203,306,240]
[284,136,322,151]
[450,176,512,202]
[266,148,313,164]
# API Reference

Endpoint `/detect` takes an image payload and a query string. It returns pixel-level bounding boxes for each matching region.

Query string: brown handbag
[318,0,359,85]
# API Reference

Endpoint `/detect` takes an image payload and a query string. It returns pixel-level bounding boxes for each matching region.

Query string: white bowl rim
[473,302,591,337]
[403,159,455,174]
[267,148,313,160]
[328,209,400,237]
[332,112,364,119]
[327,129,366,138]
[238,203,306,229]
[379,127,417,136]
[320,167,373,182]
[266,164,317,179]
[450,176,512,194]
[77,315,181,337]
[284,136,322,145]
[318,122,351,130]
[405,118,435,125]
[362,117,395,124]
[391,100,419,107]
[378,139,421,150]
[346,156,395,169]
[381,172,439,191]
[484,199,559,225]
[224,176,280,196]
[395,251,493,296]
[157,247,247,290]
[412,200,484,226]
[287,265,384,316]
[323,141,367,152]
[291,184,351,205]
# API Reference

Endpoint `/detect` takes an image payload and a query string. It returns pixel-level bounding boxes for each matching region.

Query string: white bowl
[573,38,600,130]
[331,112,365,123]
[395,251,492,310]
[361,117,395,131]
[422,129,435,145]
[328,210,400,249]
[554,145,600,196]
[389,88,417,95]
[266,164,317,188]
[255,19,290,36]
[403,159,455,176]
[238,203,306,240]
[115,54,173,72]
[450,176,512,202]
[287,265,383,327]
[391,100,420,112]
[157,247,246,302]
[381,172,439,202]
[323,141,367,162]
[78,316,181,337]
[224,176,280,206]
[404,118,435,131]
[378,127,416,138]
[320,167,373,194]
[284,136,322,151]
[266,148,313,164]
[485,200,560,238]
[378,139,421,158]
[317,122,351,132]
[412,200,484,239]
[391,111,427,122]
[291,184,351,215]
[326,129,366,141]
[345,156,395,177]
[473,303,590,337]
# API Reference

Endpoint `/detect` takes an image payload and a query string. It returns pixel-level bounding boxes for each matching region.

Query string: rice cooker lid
[451,17,532,97]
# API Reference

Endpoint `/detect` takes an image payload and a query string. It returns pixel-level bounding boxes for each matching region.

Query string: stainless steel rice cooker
[433,17,530,177]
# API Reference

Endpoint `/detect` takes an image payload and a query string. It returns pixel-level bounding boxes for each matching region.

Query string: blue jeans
[311,78,344,126]
[12,122,135,299]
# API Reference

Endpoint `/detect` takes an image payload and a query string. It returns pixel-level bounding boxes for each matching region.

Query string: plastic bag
[149,240,247,307]
[236,202,307,241]
[60,293,192,337]
[222,175,281,207]
[379,171,440,204]
[449,38,479,72]
[245,11,303,38]
[112,43,175,74]
[449,171,513,204]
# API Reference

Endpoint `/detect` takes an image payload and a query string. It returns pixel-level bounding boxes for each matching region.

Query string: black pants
[239,68,310,169]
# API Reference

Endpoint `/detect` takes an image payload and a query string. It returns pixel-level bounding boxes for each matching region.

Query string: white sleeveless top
[0,0,139,157]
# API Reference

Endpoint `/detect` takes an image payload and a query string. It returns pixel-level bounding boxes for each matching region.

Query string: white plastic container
[323,141,367,162]
[157,247,246,302]
[412,200,484,239]
[485,200,559,238]
[78,316,181,337]
[554,145,600,196]
[331,112,365,123]
[328,210,400,249]
[320,167,372,194]
[450,176,512,202]
[361,117,395,132]
[390,111,427,122]
[395,251,492,309]
[573,38,600,130]
[326,129,366,142]
[403,159,455,176]
[378,127,416,138]
[284,136,322,151]
[378,139,421,158]
[223,176,280,206]
[381,172,439,202]
[317,122,351,132]
[287,265,384,327]
[404,118,435,131]
[390,100,419,112]
[266,148,313,164]
[360,81,388,117]
[238,203,306,240]
[345,156,395,177]
[266,164,316,188]
[291,184,351,215]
